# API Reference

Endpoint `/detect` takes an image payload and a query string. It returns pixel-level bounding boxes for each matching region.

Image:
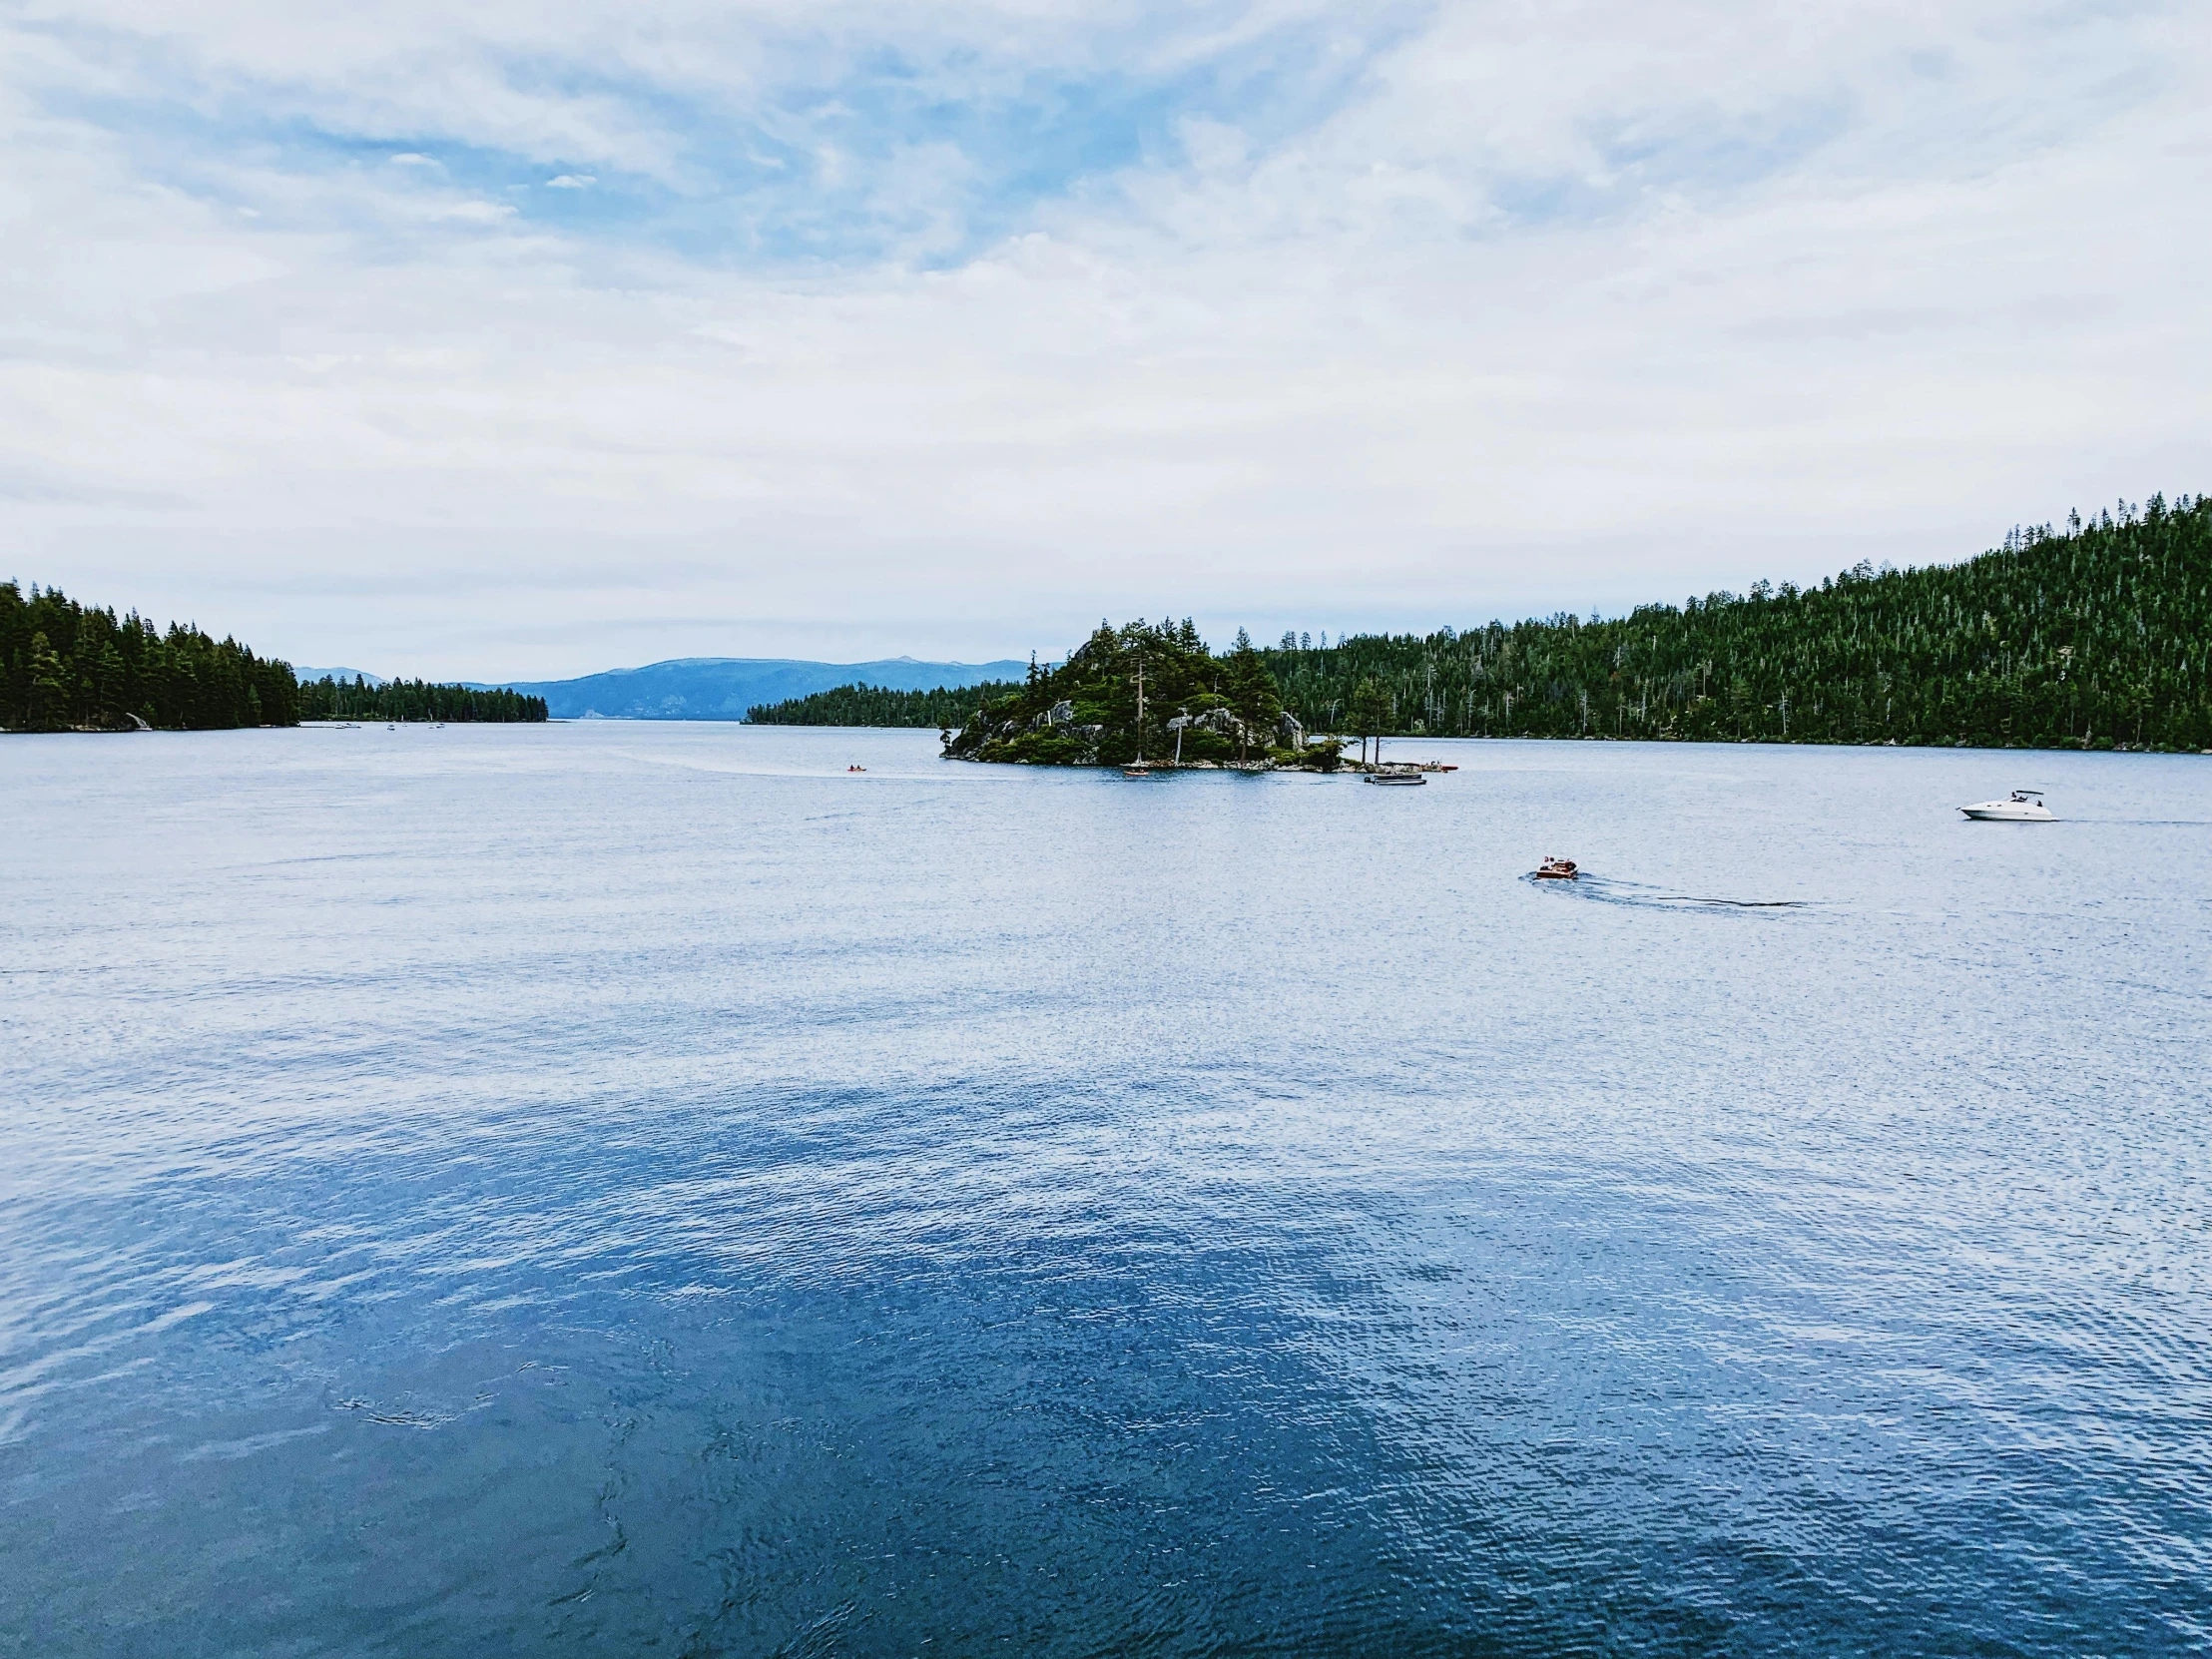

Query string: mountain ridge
[496,655,1030,721]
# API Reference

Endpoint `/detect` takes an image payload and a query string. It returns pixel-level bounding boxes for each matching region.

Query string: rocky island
[941,620,1341,769]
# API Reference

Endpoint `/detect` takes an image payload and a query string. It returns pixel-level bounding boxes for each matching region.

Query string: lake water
[4,724,2209,1656]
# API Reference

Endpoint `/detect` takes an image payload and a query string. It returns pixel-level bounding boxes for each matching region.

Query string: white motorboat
[1959,790,2054,822]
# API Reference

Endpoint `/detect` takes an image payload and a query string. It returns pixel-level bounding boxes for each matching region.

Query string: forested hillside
[1,581,297,731]
[2,580,550,732]
[749,680,1017,727]
[1267,494,2211,751]
[297,676,547,723]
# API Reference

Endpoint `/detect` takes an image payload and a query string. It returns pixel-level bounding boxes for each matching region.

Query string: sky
[4,1,2209,678]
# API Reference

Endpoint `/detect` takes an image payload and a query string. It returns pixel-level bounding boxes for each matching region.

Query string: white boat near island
[1960,790,2055,822]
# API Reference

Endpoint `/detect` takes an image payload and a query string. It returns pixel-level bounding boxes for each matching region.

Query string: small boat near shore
[1960,790,2054,822]
[1365,765,1425,786]
[1532,856,1579,880]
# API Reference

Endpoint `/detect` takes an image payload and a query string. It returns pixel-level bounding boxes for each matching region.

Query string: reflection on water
[3,726,2209,1656]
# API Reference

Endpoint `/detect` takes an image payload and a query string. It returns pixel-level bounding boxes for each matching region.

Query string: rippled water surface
[5,725,2210,1656]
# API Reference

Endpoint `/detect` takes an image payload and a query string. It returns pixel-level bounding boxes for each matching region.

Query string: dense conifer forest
[1,581,297,731]
[296,676,548,723]
[748,680,1016,727]
[778,494,2209,755]
[1260,495,2209,750]
[2,581,550,731]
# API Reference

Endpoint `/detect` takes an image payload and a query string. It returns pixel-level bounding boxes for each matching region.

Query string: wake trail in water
[1525,872,1813,911]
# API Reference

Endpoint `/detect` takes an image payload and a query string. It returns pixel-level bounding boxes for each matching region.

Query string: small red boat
[1533,856,1579,880]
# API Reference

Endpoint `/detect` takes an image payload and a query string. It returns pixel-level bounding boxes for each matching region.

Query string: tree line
[753,493,2209,754]
[748,680,1017,727]
[2,581,298,731]
[296,676,548,723]
[3,580,549,731]
[1265,493,2210,751]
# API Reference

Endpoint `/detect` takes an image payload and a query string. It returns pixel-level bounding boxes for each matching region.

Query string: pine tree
[27,631,66,730]
[1349,678,1391,765]
[1222,628,1283,760]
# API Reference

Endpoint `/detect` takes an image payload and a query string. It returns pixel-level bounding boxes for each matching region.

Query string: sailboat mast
[1135,652,1145,765]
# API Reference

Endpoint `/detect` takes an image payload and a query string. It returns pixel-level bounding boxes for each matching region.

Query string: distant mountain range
[292,667,388,687]
[481,656,1029,721]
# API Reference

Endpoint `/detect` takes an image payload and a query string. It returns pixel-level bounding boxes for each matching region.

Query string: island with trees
[937,619,1340,769]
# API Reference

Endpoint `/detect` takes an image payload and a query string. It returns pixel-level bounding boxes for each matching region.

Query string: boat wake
[1525,872,1810,911]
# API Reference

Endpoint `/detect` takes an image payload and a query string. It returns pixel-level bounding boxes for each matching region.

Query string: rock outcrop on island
[942,619,1340,769]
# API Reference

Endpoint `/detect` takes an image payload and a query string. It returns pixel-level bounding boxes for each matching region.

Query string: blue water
[4,725,2209,1656]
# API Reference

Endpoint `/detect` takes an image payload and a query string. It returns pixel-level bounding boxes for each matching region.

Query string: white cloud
[544,174,596,188]
[426,199,517,223]
[1,2,2208,675]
